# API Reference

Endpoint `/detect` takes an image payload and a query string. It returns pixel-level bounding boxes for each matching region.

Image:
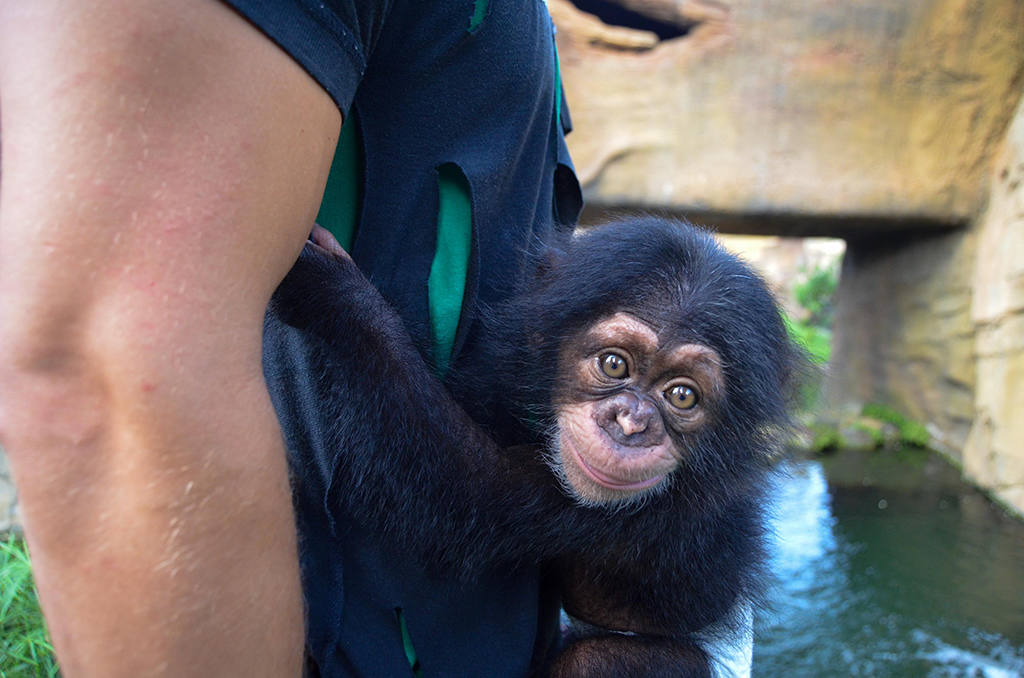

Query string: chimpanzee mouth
[570,443,666,491]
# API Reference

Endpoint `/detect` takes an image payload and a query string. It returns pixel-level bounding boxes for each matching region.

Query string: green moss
[852,420,886,448]
[1,534,59,677]
[861,403,931,448]
[808,423,842,453]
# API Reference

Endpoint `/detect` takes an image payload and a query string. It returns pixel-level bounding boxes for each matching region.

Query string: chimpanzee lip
[568,440,665,491]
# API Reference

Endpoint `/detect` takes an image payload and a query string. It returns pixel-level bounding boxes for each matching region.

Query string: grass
[862,403,930,448]
[0,535,59,678]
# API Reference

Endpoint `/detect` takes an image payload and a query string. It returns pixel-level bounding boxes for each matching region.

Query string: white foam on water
[913,628,1024,678]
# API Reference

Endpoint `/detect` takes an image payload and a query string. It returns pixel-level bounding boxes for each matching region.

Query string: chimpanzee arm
[547,610,752,678]
[263,242,522,574]
[547,565,712,678]
[546,504,759,678]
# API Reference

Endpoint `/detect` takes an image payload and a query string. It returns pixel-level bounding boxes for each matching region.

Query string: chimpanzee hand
[269,225,375,335]
[309,223,352,262]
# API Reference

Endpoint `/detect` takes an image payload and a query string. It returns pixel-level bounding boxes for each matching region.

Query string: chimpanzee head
[497,218,800,509]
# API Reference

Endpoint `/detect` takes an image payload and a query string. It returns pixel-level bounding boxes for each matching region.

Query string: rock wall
[803,97,1024,516]
[829,228,978,457]
[552,0,1024,230]
[964,96,1024,514]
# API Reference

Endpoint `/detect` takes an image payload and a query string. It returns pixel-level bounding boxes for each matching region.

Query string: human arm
[0,1,340,675]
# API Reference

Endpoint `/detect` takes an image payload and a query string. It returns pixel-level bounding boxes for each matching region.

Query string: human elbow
[0,319,111,461]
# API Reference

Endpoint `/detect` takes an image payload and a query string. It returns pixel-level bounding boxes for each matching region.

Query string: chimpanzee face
[551,312,724,507]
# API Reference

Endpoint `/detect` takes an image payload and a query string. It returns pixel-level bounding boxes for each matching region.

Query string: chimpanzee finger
[310,223,353,262]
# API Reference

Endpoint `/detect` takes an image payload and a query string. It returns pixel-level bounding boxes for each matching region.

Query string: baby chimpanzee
[263,218,800,677]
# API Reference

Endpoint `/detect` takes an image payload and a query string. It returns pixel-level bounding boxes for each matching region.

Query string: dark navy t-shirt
[230,1,581,676]
[229,0,579,358]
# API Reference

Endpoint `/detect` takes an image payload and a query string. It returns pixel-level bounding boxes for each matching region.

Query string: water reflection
[754,451,1024,677]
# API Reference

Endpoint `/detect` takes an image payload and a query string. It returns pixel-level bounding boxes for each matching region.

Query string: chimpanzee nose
[616,409,648,436]
[597,392,663,447]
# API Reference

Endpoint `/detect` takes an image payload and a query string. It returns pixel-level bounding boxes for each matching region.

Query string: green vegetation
[1,535,59,678]
[785,316,832,364]
[794,263,838,330]
[852,419,886,448]
[786,262,840,365]
[807,406,932,455]
[781,259,934,456]
[862,403,930,448]
[808,422,842,453]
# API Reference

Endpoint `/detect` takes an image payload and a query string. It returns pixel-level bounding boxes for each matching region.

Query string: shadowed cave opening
[567,0,695,41]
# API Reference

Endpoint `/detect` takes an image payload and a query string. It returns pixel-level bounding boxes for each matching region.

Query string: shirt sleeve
[219,0,393,116]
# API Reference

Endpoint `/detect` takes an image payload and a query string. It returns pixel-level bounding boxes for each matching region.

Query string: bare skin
[553,312,724,506]
[0,1,341,675]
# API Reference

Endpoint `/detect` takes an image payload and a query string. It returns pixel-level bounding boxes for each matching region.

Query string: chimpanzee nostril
[616,409,649,436]
[596,393,663,447]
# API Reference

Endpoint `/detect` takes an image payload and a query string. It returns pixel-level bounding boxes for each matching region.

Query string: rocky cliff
[965,96,1024,514]
[551,0,1023,229]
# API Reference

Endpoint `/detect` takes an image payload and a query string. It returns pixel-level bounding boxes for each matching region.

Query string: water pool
[754,449,1024,677]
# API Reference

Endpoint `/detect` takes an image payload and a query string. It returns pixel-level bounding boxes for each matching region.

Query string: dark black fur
[264,218,801,677]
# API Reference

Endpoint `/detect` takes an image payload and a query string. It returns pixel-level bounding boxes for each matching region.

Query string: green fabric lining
[395,608,424,677]
[427,164,472,376]
[315,111,363,252]
[468,0,489,32]
[554,42,563,130]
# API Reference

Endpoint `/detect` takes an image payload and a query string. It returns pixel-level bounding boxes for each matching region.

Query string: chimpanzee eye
[665,384,698,410]
[599,353,628,379]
